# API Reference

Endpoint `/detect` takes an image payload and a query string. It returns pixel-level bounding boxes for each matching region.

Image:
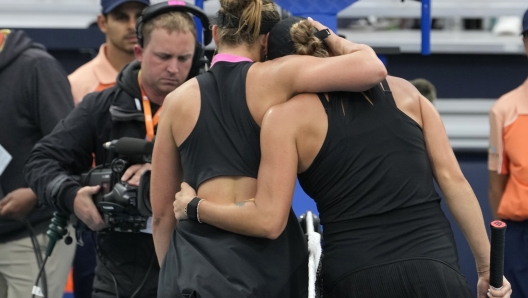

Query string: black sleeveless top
[179,62,261,189]
[298,82,460,288]
[161,61,309,297]
[298,82,441,225]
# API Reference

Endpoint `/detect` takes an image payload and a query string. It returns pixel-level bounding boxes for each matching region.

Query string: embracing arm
[150,92,184,264]
[175,105,298,239]
[269,20,386,95]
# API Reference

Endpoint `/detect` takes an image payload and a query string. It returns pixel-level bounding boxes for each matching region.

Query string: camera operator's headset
[135,1,212,80]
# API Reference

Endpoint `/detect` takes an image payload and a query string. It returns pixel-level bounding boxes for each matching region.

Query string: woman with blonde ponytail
[172,17,513,298]
[151,1,387,297]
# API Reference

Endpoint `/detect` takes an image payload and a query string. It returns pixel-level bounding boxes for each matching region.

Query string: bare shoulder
[266,93,321,120]
[249,56,316,90]
[162,78,201,146]
[164,78,200,112]
[386,76,424,126]
[248,60,288,94]
[263,93,322,132]
[386,76,421,99]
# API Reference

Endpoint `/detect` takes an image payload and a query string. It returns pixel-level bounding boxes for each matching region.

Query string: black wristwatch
[187,197,202,222]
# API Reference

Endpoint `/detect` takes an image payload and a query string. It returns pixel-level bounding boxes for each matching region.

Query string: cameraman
[24,7,199,298]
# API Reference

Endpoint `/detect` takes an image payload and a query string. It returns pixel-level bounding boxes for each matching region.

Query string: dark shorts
[158,209,308,298]
[324,258,472,298]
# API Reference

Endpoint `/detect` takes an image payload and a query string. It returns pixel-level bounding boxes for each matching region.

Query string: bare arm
[418,95,505,297]
[488,171,508,220]
[420,95,490,270]
[151,94,183,264]
[175,105,299,239]
[267,20,387,96]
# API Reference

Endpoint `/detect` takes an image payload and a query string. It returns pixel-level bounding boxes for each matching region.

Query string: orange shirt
[68,44,118,105]
[488,78,528,221]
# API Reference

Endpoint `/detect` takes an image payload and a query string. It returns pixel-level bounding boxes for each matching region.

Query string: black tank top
[170,61,309,297]
[298,82,441,225]
[298,82,460,288]
[179,62,260,189]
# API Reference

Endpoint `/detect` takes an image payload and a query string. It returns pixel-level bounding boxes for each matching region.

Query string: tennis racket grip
[489,220,507,289]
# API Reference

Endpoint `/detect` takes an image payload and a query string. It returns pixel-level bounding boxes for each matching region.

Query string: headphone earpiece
[188,40,207,79]
[135,1,212,79]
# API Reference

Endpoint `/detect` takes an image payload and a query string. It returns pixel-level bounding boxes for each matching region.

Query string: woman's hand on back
[174,182,197,221]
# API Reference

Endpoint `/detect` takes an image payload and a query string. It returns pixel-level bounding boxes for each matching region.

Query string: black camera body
[79,138,153,233]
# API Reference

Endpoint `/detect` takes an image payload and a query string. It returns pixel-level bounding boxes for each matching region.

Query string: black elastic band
[217,12,277,34]
[217,12,239,28]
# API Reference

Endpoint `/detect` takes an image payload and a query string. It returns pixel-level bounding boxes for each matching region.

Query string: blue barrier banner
[274,0,359,32]
[292,179,319,217]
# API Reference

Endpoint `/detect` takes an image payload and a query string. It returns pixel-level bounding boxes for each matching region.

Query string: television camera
[77,137,153,233]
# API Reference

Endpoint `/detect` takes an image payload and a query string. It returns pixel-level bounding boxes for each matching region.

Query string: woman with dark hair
[150,0,387,297]
[173,17,513,298]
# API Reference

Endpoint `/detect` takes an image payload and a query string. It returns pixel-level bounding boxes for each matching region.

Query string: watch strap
[187,197,202,221]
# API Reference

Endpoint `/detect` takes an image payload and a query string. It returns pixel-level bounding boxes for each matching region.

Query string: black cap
[267,17,305,60]
[101,0,150,14]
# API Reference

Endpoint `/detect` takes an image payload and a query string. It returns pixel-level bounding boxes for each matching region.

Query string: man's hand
[121,163,151,186]
[0,188,37,220]
[73,185,107,231]
[174,182,197,221]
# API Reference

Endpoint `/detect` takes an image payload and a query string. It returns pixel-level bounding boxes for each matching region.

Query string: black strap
[380,80,397,106]
[316,93,330,113]
[187,197,202,222]
[314,28,331,41]
[381,79,391,92]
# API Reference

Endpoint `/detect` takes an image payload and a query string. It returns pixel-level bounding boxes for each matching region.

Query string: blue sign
[274,0,360,32]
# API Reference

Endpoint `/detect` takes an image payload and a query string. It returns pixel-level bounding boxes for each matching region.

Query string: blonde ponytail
[218,0,278,46]
[236,0,262,40]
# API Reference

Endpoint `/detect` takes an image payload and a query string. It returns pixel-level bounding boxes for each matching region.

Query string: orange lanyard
[138,71,162,141]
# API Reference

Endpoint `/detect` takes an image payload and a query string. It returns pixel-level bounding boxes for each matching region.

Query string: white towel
[306,211,322,298]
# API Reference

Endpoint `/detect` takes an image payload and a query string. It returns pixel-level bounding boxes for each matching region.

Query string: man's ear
[97,14,108,34]
[523,37,528,57]
[134,44,144,62]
